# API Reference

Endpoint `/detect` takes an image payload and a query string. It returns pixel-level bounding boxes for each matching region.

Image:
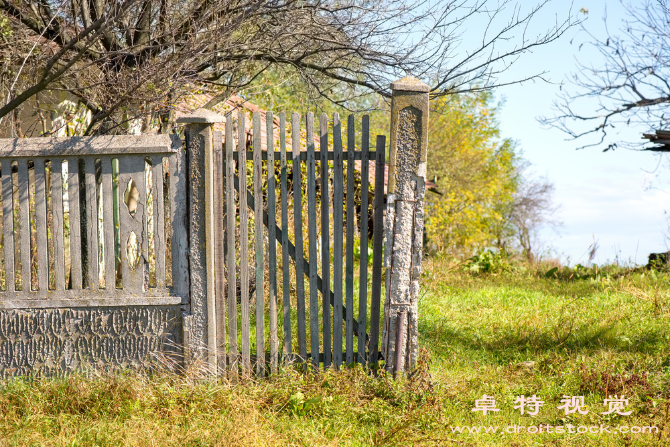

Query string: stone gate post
[382,76,429,375]
[176,108,225,373]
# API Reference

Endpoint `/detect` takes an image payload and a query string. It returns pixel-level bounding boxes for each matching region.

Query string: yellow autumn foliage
[425,92,519,256]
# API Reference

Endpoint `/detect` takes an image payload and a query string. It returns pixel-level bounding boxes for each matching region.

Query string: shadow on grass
[419,318,668,364]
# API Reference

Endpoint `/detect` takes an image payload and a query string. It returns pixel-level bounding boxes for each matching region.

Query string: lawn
[0,258,669,446]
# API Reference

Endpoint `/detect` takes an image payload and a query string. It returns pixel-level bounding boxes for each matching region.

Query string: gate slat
[67,158,82,290]
[267,112,278,374]
[280,113,291,360]
[357,116,370,365]
[34,159,48,292]
[306,112,319,369]
[17,160,31,291]
[1,160,15,291]
[225,114,238,374]
[213,132,226,374]
[152,156,166,289]
[239,111,251,374]
[320,114,331,369]
[292,112,307,362]
[101,158,115,290]
[51,159,65,291]
[232,163,369,355]
[253,112,265,377]
[370,136,386,366]
[345,115,355,364]
[85,158,99,290]
[333,113,344,369]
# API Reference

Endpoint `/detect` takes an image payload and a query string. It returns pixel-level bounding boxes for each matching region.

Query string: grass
[1,258,670,446]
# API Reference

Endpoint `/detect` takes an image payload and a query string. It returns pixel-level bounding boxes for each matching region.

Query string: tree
[0,0,575,136]
[497,163,561,261]
[424,92,518,255]
[540,1,670,150]
[424,92,560,258]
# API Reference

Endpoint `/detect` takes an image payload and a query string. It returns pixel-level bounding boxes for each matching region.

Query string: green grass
[1,260,670,446]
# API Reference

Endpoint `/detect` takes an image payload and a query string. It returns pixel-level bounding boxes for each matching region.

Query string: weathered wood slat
[213,131,226,374]
[306,112,319,369]
[34,159,49,291]
[280,112,291,359]
[67,158,83,290]
[358,116,370,365]
[170,142,189,300]
[101,157,115,290]
[345,115,355,365]
[332,113,344,369]
[152,156,166,289]
[239,111,251,374]
[253,112,265,377]
[266,111,278,374]
[320,114,331,369]
[118,156,146,293]
[51,159,65,291]
[1,160,15,291]
[369,136,386,366]
[225,113,238,373]
[292,112,307,362]
[232,172,369,348]
[17,160,31,291]
[85,158,99,290]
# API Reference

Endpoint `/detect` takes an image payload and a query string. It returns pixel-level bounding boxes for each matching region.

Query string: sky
[486,0,669,266]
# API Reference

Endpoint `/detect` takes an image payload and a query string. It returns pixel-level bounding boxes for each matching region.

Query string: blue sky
[489,0,668,265]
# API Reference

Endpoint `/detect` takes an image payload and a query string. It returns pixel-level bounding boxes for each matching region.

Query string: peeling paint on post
[176,108,225,373]
[382,77,429,375]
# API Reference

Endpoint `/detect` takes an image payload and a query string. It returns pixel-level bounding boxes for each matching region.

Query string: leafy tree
[247,72,561,260]
[424,92,519,255]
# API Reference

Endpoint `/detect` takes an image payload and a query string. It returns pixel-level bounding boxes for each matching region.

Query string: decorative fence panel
[0,135,188,376]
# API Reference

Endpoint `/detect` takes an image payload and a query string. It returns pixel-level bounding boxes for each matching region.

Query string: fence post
[176,108,225,373]
[382,76,429,375]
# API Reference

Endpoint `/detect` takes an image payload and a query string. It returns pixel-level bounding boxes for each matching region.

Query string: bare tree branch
[0,0,576,135]
[540,0,670,150]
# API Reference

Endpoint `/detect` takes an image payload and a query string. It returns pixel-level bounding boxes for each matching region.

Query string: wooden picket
[217,111,385,374]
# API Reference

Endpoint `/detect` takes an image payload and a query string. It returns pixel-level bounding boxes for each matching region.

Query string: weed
[579,364,652,398]
[463,249,513,274]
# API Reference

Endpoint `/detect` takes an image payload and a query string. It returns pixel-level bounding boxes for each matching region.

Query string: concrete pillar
[382,76,429,375]
[176,108,225,373]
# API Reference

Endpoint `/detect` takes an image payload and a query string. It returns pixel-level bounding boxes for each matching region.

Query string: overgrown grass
[2,259,670,446]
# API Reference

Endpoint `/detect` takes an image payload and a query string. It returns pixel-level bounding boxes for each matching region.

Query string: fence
[0,76,429,377]
[0,135,188,376]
